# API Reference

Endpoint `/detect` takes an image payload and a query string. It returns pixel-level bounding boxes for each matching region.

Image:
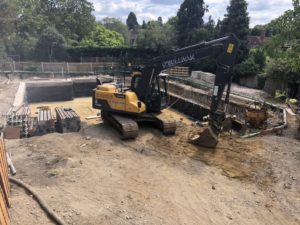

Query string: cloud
[90,0,293,27]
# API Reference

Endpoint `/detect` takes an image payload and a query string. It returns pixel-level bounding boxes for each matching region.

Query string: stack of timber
[163,67,189,77]
[4,105,31,139]
[55,107,81,133]
[35,106,55,136]
[0,134,10,225]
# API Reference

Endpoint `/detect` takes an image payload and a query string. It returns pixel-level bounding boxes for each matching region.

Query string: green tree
[0,0,17,38]
[186,16,217,45]
[4,0,48,59]
[252,48,266,70]
[250,25,264,36]
[137,20,176,53]
[34,26,66,61]
[221,0,250,62]
[102,17,130,45]
[126,12,139,30]
[176,0,207,47]
[233,58,260,80]
[6,0,95,58]
[142,20,147,29]
[80,24,124,47]
[264,0,300,85]
[32,0,95,43]
[0,0,17,57]
[157,16,163,26]
[0,0,17,59]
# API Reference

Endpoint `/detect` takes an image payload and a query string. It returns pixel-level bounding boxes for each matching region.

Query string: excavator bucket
[191,126,219,148]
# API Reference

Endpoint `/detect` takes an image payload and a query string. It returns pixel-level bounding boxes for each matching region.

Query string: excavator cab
[131,72,169,113]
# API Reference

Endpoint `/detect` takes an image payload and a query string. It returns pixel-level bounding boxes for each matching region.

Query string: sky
[90,0,293,27]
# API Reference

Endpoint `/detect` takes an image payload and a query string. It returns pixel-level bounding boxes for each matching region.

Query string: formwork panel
[0,136,10,206]
[0,187,10,225]
[0,135,10,225]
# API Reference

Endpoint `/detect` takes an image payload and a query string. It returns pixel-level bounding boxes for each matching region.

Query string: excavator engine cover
[191,126,219,148]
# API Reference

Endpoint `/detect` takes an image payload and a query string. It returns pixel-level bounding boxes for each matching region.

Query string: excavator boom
[134,34,240,147]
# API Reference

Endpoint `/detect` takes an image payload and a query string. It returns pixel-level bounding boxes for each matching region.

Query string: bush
[233,58,260,81]
[265,58,299,82]
[25,65,38,71]
[275,90,287,100]
[252,48,266,70]
[66,47,159,62]
[289,98,298,106]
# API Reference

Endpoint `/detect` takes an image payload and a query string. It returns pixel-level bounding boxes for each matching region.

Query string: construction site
[0,50,299,225]
[2,0,300,223]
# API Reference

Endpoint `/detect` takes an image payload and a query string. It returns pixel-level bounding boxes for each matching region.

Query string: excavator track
[155,114,177,135]
[101,112,138,139]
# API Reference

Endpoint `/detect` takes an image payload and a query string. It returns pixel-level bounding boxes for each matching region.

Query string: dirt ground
[0,78,299,225]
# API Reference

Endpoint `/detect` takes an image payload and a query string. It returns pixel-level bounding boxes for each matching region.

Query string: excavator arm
[133,34,240,147]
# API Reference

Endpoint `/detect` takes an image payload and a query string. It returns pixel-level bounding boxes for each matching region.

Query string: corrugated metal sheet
[0,134,10,225]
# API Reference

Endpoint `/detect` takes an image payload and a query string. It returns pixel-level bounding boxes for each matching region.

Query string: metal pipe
[240,109,288,138]
[6,153,16,175]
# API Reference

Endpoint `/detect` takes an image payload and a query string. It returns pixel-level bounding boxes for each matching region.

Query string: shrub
[289,98,298,106]
[25,65,38,71]
[233,58,260,81]
[275,89,287,100]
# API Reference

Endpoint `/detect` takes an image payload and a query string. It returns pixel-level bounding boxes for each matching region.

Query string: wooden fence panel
[0,136,10,205]
[0,134,10,225]
[0,187,10,225]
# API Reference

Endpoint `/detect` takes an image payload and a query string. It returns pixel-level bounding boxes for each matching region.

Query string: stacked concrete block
[191,71,215,87]
[163,67,189,77]
[55,107,81,133]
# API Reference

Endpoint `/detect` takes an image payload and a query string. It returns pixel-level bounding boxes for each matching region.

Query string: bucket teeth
[191,127,219,148]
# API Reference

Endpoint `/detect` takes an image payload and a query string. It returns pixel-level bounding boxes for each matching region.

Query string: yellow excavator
[92,34,240,147]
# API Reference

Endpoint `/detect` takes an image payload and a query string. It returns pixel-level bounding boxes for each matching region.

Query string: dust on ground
[0,79,299,225]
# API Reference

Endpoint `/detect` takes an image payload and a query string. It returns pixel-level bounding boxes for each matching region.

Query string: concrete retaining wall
[12,76,114,104]
[191,71,215,87]
[13,76,113,107]
[264,78,284,95]
[26,79,74,102]
[72,78,99,97]
[167,82,246,121]
[239,76,258,89]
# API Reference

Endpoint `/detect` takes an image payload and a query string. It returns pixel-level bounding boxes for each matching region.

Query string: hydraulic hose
[9,177,67,225]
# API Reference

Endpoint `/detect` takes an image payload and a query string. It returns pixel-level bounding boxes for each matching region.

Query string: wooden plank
[1,139,10,195]
[163,67,189,77]
[0,187,10,225]
[0,137,10,207]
